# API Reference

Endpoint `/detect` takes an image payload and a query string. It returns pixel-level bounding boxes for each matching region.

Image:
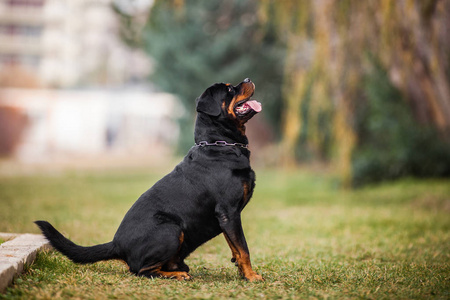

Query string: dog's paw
[176,272,192,281]
[165,271,192,281]
[244,272,264,282]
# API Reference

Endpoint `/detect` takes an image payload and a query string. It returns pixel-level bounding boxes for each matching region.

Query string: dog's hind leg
[139,266,192,281]
[160,232,190,273]
[135,229,191,280]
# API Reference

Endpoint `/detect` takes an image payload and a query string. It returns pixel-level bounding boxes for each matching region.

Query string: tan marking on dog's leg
[139,266,191,280]
[223,233,263,282]
[224,233,239,264]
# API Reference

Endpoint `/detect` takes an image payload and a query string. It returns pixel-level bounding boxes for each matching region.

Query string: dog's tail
[35,220,119,264]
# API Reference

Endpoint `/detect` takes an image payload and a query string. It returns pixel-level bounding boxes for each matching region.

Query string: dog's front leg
[216,211,263,282]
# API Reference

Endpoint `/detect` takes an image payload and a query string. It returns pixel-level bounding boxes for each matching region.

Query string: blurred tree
[116,0,450,186]
[142,0,285,151]
[353,60,450,186]
[111,0,152,49]
[261,0,450,186]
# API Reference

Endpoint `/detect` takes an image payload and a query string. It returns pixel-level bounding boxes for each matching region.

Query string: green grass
[0,166,449,299]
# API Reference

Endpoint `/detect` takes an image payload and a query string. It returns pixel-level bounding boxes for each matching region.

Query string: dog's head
[196,78,262,126]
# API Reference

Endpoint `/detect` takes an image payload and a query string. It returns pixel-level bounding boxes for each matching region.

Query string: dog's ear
[196,88,222,116]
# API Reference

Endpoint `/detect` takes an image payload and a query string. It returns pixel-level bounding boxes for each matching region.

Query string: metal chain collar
[193,141,249,149]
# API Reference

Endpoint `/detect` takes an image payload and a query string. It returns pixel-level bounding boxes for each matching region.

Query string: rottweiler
[35,78,263,281]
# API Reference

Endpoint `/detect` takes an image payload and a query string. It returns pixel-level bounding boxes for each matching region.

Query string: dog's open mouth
[235,99,262,116]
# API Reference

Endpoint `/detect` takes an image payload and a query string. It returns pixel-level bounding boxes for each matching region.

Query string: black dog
[36,78,263,281]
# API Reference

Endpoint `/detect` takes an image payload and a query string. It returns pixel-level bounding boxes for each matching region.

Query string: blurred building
[0,89,181,162]
[0,0,182,163]
[0,0,152,88]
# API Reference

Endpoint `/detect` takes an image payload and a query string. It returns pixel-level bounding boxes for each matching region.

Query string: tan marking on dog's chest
[242,181,251,207]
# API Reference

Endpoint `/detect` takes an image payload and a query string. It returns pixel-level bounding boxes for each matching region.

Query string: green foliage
[143,0,285,151]
[1,168,449,299]
[295,77,334,162]
[111,4,143,49]
[352,62,450,186]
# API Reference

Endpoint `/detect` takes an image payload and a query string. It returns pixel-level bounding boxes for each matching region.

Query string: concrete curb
[0,233,51,293]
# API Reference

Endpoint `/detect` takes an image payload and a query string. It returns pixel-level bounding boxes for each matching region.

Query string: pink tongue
[246,100,262,112]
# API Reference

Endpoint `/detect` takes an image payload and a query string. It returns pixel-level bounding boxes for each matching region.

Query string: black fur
[36,79,263,281]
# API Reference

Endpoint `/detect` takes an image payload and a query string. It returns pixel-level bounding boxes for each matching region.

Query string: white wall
[0,88,182,162]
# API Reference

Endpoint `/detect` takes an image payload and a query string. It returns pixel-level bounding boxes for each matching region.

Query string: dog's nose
[243,78,251,83]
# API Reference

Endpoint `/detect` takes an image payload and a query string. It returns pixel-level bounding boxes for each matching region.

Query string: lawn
[0,165,449,299]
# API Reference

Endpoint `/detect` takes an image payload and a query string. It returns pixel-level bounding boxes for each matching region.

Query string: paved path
[0,233,50,292]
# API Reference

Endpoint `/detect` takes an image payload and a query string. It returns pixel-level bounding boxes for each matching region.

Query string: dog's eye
[227,86,233,93]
